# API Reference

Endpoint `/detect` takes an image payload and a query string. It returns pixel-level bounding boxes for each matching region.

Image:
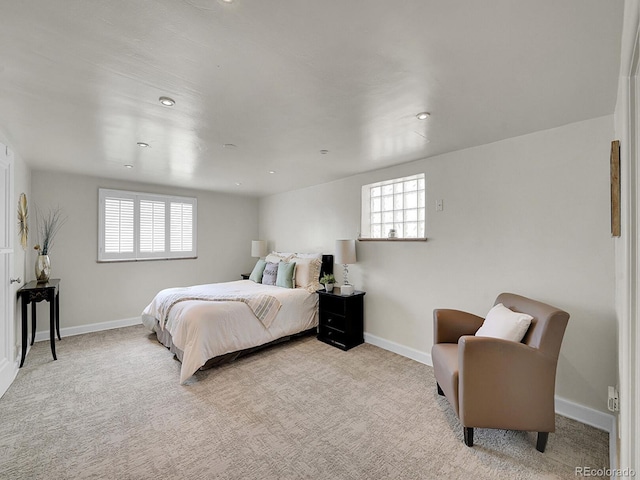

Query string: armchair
[431,293,569,452]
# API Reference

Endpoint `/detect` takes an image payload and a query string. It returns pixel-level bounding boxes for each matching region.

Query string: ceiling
[0,0,624,197]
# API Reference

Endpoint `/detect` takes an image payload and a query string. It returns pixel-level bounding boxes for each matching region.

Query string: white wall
[260,115,617,414]
[30,170,259,330]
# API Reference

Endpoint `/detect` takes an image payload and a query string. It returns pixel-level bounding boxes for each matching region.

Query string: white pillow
[292,256,322,292]
[475,303,533,342]
[271,251,296,259]
[294,252,323,259]
[265,252,293,263]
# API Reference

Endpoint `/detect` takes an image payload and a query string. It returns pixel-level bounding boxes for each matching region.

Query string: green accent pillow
[249,259,267,283]
[275,261,296,288]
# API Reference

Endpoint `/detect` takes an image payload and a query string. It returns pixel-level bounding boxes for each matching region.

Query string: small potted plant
[319,273,336,292]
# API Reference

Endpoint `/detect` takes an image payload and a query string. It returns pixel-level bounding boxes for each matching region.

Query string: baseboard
[0,357,19,399]
[553,396,615,433]
[364,332,432,366]
[554,395,617,469]
[364,332,617,448]
[34,317,142,343]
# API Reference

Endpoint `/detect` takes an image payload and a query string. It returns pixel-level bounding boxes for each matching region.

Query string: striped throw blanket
[158,293,282,330]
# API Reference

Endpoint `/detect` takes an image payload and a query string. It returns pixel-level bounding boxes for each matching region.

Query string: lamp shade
[251,240,267,258]
[335,239,356,264]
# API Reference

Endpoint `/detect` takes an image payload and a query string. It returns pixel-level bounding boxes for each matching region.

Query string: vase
[35,254,51,283]
[325,283,334,292]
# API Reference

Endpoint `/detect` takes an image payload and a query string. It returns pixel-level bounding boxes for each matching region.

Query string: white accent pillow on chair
[475,303,533,342]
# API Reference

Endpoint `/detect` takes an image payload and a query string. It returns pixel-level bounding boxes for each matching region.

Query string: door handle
[10,277,21,284]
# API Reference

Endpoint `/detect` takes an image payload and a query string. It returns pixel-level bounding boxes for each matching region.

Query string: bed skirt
[150,321,317,371]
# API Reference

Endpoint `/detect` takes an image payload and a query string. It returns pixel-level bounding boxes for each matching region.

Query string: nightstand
[241,273,251,280]
[317,290,365,350]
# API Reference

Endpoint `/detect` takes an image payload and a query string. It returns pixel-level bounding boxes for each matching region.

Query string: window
[360,173,426,240]
[99,188,197,261]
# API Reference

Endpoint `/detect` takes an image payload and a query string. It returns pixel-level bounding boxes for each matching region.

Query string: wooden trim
[358,238,427,242]
[610,139,621,237]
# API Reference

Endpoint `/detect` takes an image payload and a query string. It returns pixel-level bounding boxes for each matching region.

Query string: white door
[0,143,16,398]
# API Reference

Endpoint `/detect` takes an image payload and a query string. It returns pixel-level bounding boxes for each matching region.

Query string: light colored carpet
[0,325,608,479]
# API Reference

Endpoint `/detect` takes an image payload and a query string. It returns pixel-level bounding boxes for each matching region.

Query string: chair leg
[436,382,444,396]
[536,432,549,453]
[463,427,473,447]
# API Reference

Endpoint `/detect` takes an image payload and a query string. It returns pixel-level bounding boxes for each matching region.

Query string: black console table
[17,279,60,367]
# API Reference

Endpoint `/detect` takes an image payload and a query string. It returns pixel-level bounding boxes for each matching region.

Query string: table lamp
[335,239,356,295]
[251,240,267,258]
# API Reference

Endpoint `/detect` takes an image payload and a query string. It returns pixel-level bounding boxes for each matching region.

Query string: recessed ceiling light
[137,142,150,148]
[124,164,133,169]
[320,149,329,155]
[416,112,430,120]
[235,182,242,186]
[268,170,276,174]
[221,0,234,3]
[223,143,237,149]
[159,96,175,107]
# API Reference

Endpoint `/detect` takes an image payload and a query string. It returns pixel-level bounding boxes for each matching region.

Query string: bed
[141,253,333,383]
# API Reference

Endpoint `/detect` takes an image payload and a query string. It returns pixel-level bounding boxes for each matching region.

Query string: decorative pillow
[265,252,294,263]
[272,251,296,259]
[248,259,267,283]
[261,262,279,286]
[276,261,296,288]
[292,256,322,292]
[475,303,533,342]
[264,254,282,264]
[294,252,323,259]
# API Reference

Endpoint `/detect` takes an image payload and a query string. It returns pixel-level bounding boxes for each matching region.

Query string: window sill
[97,256,198,263]
[358,238,427,242]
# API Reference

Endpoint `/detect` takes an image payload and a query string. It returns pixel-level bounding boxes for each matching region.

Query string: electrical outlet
[608,386,619,412]
[436,199,444,211]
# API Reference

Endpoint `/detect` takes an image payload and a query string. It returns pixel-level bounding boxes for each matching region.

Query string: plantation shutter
[170,202,193,253]
[99,191,137,260]
[139,200,166,254]
[98,189,197,262]
[104,198,134,253]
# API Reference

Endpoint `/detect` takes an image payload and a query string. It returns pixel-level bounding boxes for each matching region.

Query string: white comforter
[142,280,318,383]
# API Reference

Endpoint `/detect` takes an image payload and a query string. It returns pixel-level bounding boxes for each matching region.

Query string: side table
[17,279,60,367]
[317,290,365,350]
